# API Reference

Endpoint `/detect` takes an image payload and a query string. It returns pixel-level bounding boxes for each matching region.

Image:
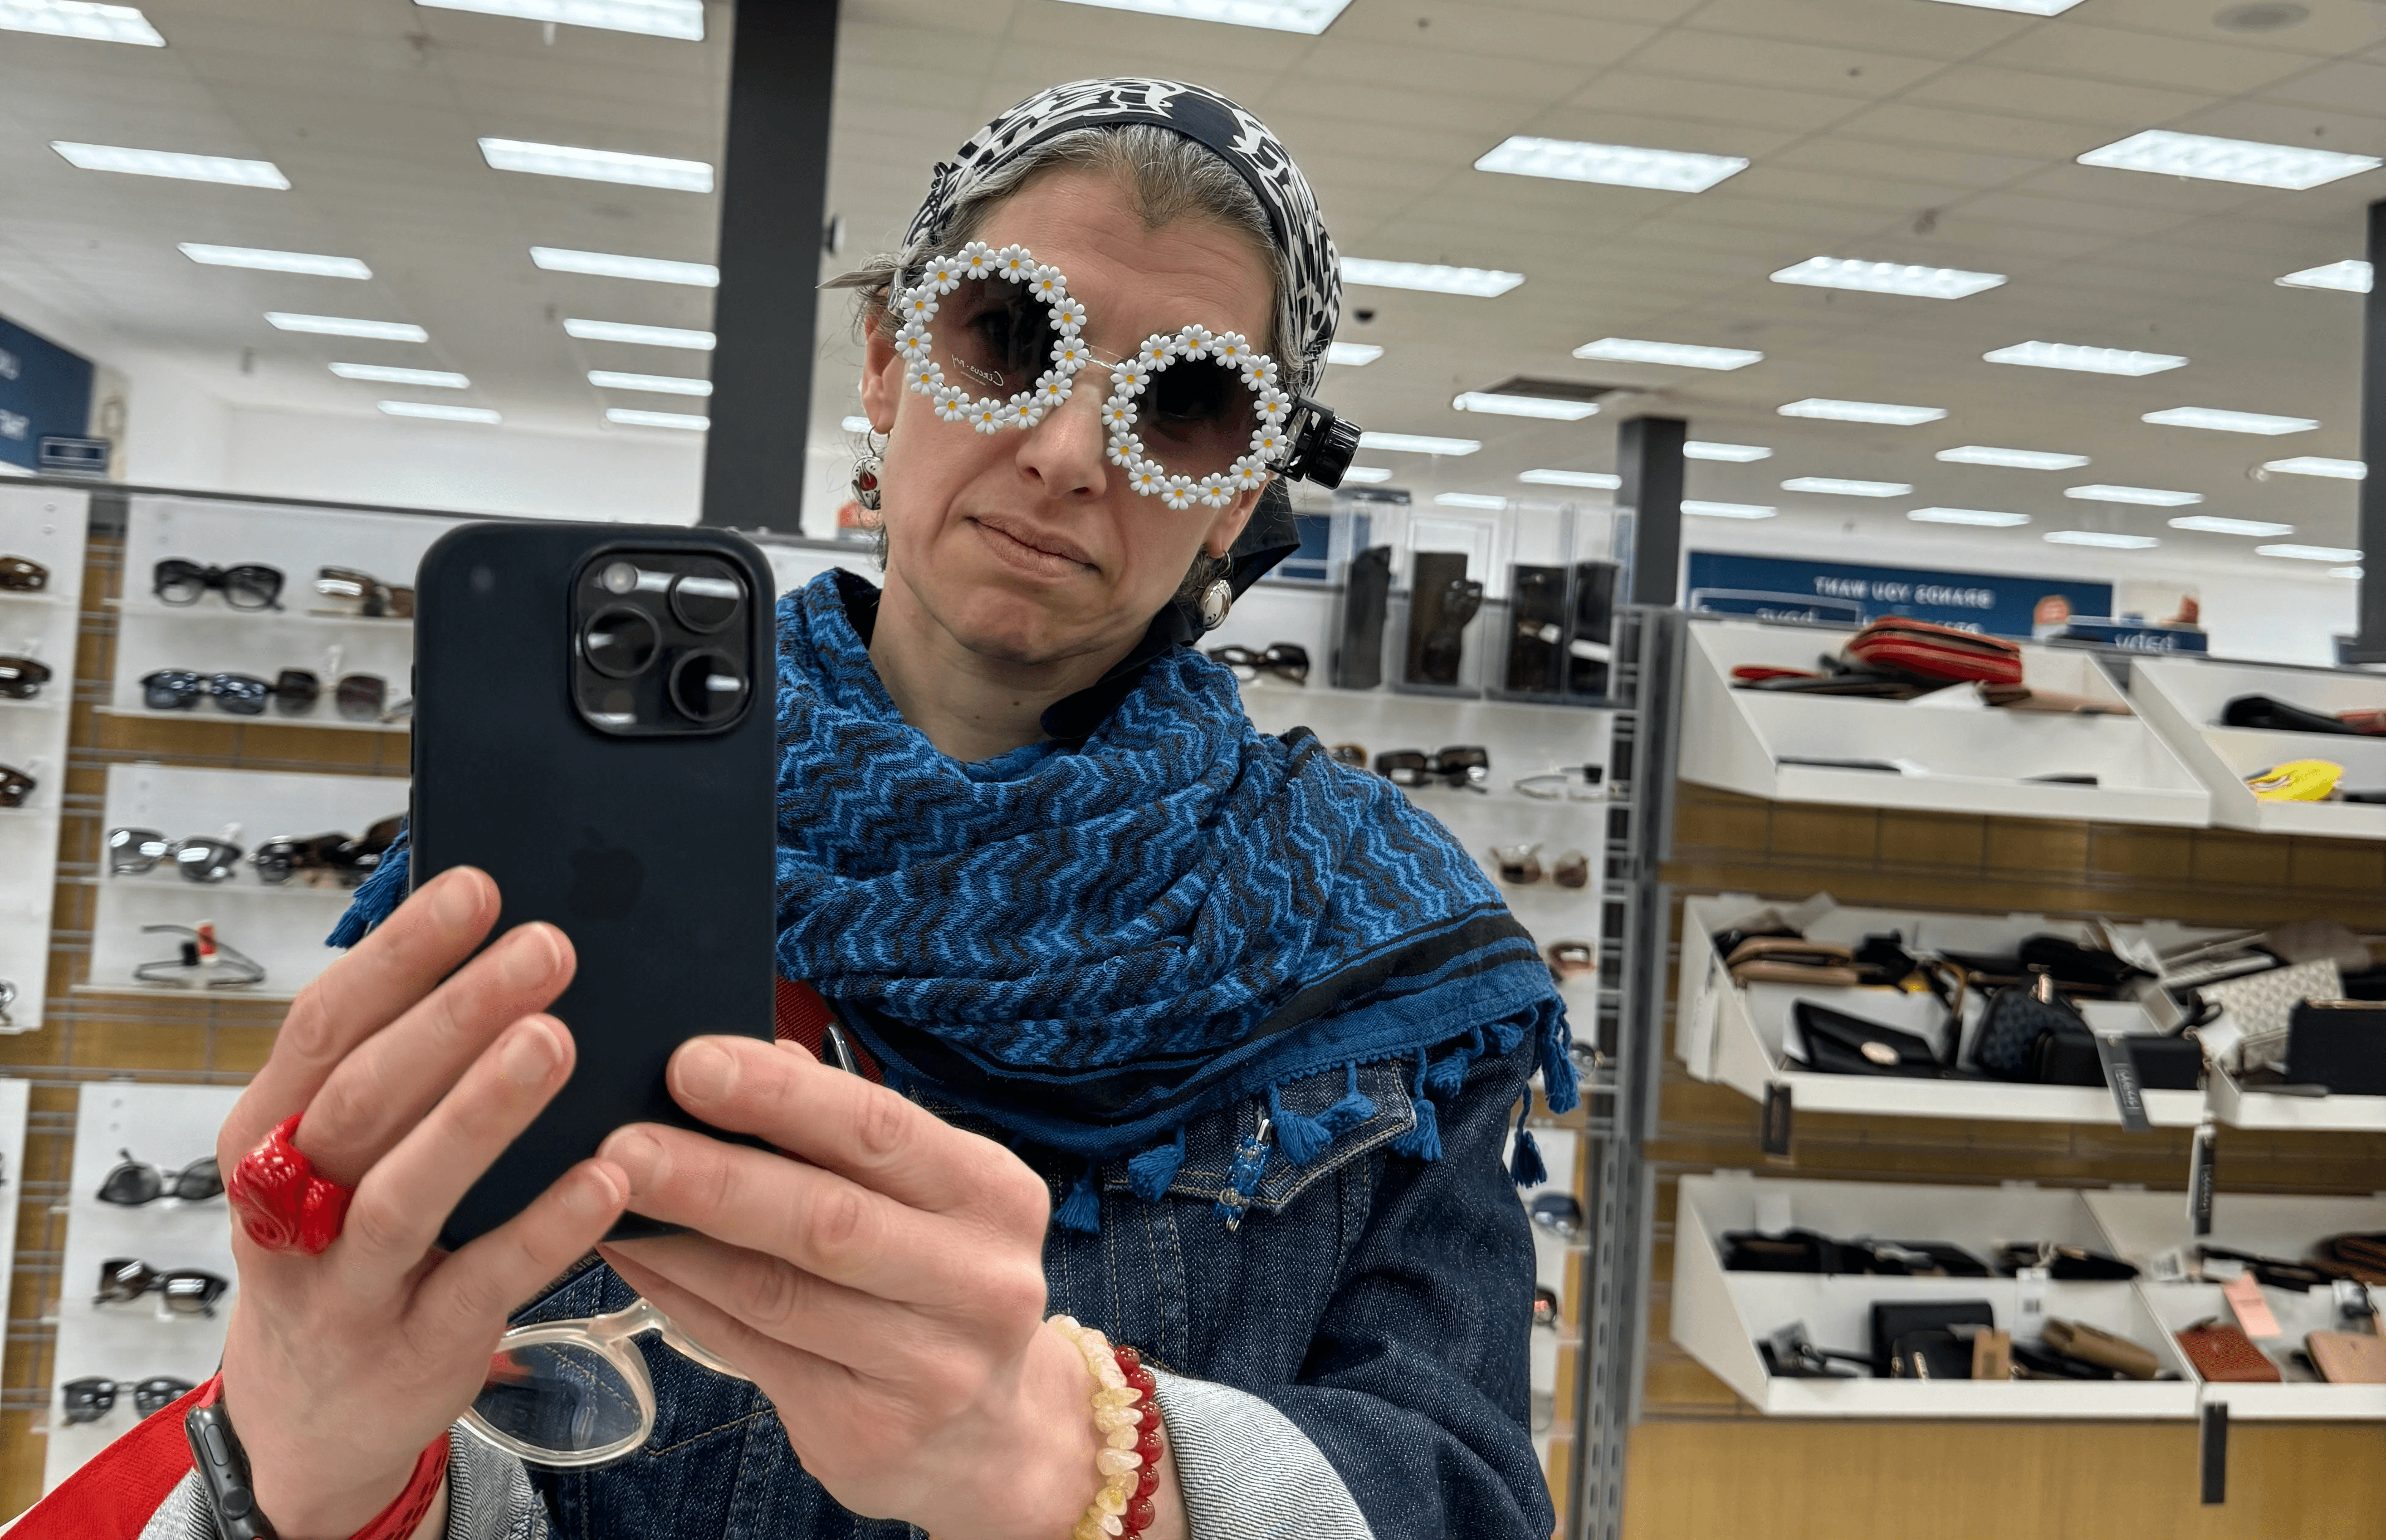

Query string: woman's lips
[968,515,1096,576]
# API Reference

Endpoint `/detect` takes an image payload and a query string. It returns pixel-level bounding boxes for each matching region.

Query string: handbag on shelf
[1981,683,2132,717]
[2018,935,2154,998]
[1993,1242,2141,1282]
[2042,1318,2160,1380]
[1889,1328,1977,1380]
[2202,960,2344,1075]
[1726,937,1862,987]
[2284,1000,2386,1096]
[2012,1341,2119,1380]
[2221,695,2360,735]
[2336,708,2386,737]
[1846,617,2024,688]
[1792,1001,1955,1078]
[2315,1234,2386,1286]
[2306,1331,2386,1383]
[2028,1025,2206,1092]
[1729,664,1817,684]
[1870,1299,1995,1378]
[1976,971,2088,1079]
[1720,1229,1853,1274]
[2176,1319,2281,1382]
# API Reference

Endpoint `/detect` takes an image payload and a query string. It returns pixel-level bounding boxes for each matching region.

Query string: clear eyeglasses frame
[464,1296,750,1468]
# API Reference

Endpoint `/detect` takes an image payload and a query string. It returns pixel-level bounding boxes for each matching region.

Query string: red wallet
[1846,618,2024,688]
[2175,1319,2281,1382]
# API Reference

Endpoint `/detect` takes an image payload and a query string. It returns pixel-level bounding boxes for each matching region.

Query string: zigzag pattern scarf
[778,573,1575,1226]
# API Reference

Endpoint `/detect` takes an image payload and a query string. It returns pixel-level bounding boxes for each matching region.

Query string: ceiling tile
[1979,21,2323,95]
[2257,56,2386,117]
[1830,100,2103,159]
[1568,71,1864,133]
[1625,28,1945,97]
[1768,135,2045,192]
[1901,64,2209,128]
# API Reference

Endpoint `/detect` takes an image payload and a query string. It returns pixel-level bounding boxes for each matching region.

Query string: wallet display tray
[2129,654,2386,840]
[1681,619,2211,827]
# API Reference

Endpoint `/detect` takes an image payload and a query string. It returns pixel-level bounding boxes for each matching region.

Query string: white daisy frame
[894,241,1295,506]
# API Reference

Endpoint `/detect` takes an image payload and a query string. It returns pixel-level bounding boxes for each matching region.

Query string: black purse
[1994,1242,2140,1281]
[2285,1000,2386,1094]
[1976,971,2086,1078]
[1793,1001,1949,1078]
[1870,1300,1994,1378]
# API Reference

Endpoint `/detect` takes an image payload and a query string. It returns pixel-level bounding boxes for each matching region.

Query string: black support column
[1617,414,1687,608]
[700,0,840,535]
[2353,198,2386,662]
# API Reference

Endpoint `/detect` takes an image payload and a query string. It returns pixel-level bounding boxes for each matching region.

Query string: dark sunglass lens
[209,674,271,715]
[108,828,170,874]
[0,657,47,698]
[583,607,659,678]
[335,674,387,720]
[0,767,30,808]
[359,815,404,853]
[174,839,242,883]
[669,562,744,634]
[98,1163,162,1205]
[142,669,203,710]
[273,669,320,713]
[223,564,282,610]
[134,1377,195,1415]
[162,1273,227,1315]
[172,1157,223,1201]
[97,1258,151,1300]
[0,558,47,591]
[153,560,205,605]
[62,1378,114,1422]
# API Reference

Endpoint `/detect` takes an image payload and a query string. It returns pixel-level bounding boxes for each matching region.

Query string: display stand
[0,1077,30,1343]
[1680,618,2210,826]
[2128,655,2386,838]
[46,1082,245,1490]
[0,486,87,1034]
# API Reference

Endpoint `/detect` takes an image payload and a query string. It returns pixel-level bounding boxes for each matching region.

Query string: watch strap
[183,1375,451,1540]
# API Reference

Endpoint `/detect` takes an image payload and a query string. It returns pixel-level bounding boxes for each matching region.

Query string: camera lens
[668,649,746,725]
[669,562,744,634]
[583,605,659,678]
[600,560,640,595]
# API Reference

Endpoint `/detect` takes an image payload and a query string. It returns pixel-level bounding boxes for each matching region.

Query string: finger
[661,1037,1044,1229]
[223,867,499,1158]
[602,1234,951,1378]
[332,1014,578,1283]
[415,1156,628,1342]
[600,1243,858,1391]
[298,921,576,1186]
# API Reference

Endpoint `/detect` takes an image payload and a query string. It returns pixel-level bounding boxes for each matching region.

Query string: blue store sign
[1685,551,2113,641]
[0,314,96,475]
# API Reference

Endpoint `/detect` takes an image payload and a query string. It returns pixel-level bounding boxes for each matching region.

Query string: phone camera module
[583,605,660,678]
[599,560,641,595]
[668,649,746,725]
[669,564,744,634]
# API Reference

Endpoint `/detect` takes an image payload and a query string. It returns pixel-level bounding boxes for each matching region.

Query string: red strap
[776,977,881,1082]
[12,1378,211,1539]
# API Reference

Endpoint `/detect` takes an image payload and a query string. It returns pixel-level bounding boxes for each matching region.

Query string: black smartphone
[409,521,777,1253]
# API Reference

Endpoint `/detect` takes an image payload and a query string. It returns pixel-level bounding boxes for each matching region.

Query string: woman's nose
[1013,372,1112,498]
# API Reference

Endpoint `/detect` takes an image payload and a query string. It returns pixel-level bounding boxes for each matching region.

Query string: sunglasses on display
[153,560,283,612]
[1490,844,1589,889]
[98,1148,224,1206]
[1533,1285,1562,1331]
[1546,940,1597,979]
[60,1376,196,1425]
[95,1258,230,1317]
[1205,643,1309,685]
[314,566,415,619]
[1328,742,1367,767]
[133,922,267,990]
[0,556,49,592]
[0,977,17,1028]
[467,1296,751,1468]
[108,828,245,884]
[1513,765,1605,801]
[0,763,34,808]
[267,668,392,721]
[0,655,50,700]
[250,816,403,887]
[1530,1192,1583,1243]
[1373,746,1490,790]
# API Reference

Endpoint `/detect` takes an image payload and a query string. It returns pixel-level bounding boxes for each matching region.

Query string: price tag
[1760,1082,1793,1160]
[2015,1265,2050,1344]
[2095,1033,2151,1132]
[2188,1120,2218,1237]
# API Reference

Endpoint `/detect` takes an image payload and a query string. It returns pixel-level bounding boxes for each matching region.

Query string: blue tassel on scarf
[1508,1100,1547,1187]
[1126,1125,1187,1201]
[1391,1049,1443,1163]
[1054,1159,1103,1234]
[326,827,410,949]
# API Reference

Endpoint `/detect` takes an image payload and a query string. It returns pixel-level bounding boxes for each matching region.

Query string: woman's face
[860,168,1274,669]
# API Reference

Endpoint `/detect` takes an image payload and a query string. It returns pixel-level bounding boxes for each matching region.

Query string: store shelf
[2129,655,2386,839]
[0,485,88,1035]
[2207,1064,2386,1132]
[98,705,408,736]
[1680,618,2211,827]
[1671,1174,2198,1418]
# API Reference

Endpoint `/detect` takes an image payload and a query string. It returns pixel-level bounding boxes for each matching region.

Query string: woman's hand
[215,868,631,1540]
[596,1037,1186,1540]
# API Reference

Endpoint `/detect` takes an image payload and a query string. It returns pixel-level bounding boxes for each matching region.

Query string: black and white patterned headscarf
[898,79,1342,400]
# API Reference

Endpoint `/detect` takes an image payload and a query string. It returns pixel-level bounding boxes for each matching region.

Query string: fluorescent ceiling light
[2067,485,2201,507]
[1909,507,2031,526]
[51,141,287,188]
[606,407,707,431]
[266,312,427,341]
[2046,530,2158,549]
[1937,444,2089,470]
[1,1,165,45]
[2330,566,2364,579]
[1435,492,1507,511]
[564,317,714,350]
[2277,260,2372,294]
[532,246,717,286]
[1779,398,1946,426]
[1683,501,1777,520]
[1519,469,1621,489]
[1325,342,1381,366]
[379,400,500,424]
[180,243,370,279]
[1572,337,1761,371]
[1771,257,2004,300]
[1359,432,1479,456]
[1782,477,1910,497]
[2258,543,2363,562]
[1046,0,1353,33]
[588,369,710,396]
[480,138,712,194]
[2170,515,2294,536]
[1473,136,1746,193]
[2078,130,2379,190]
[1984,341,2185,376]
[1342,257,1522,298]
[414,0,705,40]
[1451,391,1597,421]
[1685,441,1771,462]
[2265,456,2365,480]
[1339,466,1394,484]
[840,415,872,433]
[331,363,467,388]
[2143,406,2317,436]
[1917,0,2082,12]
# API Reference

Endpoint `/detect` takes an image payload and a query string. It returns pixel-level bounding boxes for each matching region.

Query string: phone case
[2306,1331,2386,1384]
[410,522,778,1253]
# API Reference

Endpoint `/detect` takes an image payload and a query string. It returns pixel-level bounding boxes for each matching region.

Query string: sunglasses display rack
[2128,656,2386,840]
[46,1082,244,1490]
[84,762,408,1004]
[109,496,461,734]
[1681,618,2212,828]
[1520,1124,1583,1474]
[0,1077,28,1346]
[1672,1174,2200,1419]
[0,487,86,1037]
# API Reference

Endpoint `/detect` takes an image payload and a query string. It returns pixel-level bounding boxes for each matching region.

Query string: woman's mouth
[968,515,1096,577]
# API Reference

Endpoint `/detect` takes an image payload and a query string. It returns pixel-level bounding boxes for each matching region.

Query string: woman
[45,80,1573,1540]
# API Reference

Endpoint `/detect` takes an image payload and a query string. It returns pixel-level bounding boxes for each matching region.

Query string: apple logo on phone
[567,830,642,921]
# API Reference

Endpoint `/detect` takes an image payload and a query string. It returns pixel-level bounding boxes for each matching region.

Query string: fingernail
[498,926,559,988]
[568,1163,623,1216]
[674,1040,737,1104]
[434,871,481,930]
[501,1019,561,1086]
[601,1130,667,1192]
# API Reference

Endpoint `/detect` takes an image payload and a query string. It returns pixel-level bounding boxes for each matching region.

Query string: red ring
[226,1114,354,1255]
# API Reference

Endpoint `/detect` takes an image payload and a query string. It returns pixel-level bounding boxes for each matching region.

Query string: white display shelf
[47,1083,246,1490]
[0,485,89,1035]
[0,1078,30,1342]
[2207,1063,2386,1133]
[2085,1190,2386,1418]
[2129,654,2386,839]
[86,764,405,1001]
[1680,618,2210,826]
[1676,894,2217,1128]
[1672,1174,2197,1417]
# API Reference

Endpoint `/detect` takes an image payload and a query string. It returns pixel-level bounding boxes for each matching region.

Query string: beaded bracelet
[1047,1315,1165,1540]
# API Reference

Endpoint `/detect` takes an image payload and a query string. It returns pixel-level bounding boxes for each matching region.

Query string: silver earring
[1198,576,1234,631]
[851,433,883,512]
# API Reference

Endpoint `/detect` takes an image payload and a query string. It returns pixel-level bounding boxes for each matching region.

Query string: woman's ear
[859,324,902,433]
[1204,483,1265,558]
